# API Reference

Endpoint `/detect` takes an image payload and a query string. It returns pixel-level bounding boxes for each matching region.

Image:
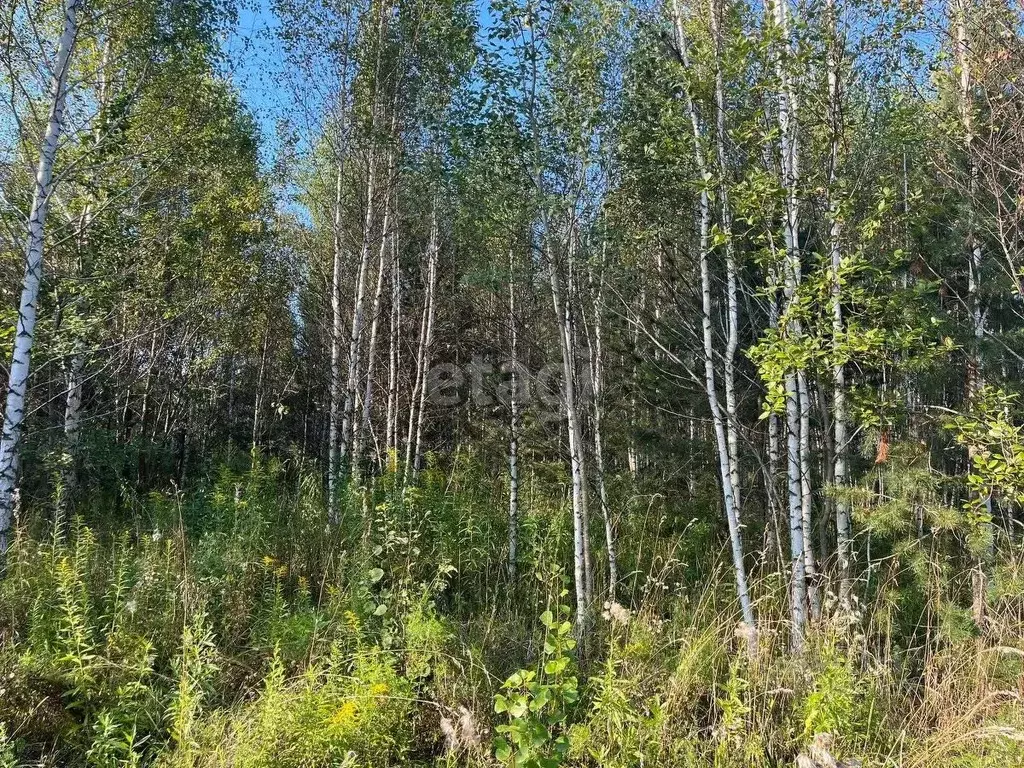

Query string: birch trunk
[328,164,346,521]
[251,325,270,454]
[0,0,83,553]
[672,0,755,634]
[340,0,391,478]
[60,205,93,516]
[785,370,808,650]
[826,0,853,611]
[411,214,439,478]
[385,228,401,467]
[589,241,618,599]
[768,0,808,651]
[507,248,521,581]
[403,210,438,486]
[767,411,785,565]
[338,150,379,472]
[547,232,592,637]
[798,370,821,620]
[354,186,392,476]
[60,349,85,514]
[710,0,742,517]
[565,241,594,604]
[951,0,992,625]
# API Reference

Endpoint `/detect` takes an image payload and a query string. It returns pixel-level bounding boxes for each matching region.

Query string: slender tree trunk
[60,34,112,519]
[815,383,834,564]
[798,370,821,621]
[951,0,992,626]
[710,0,742,518]
[673,0,756,635]
[565,241,594,604]
[251,324,270,455]
[340,0,391,481]
[62,78,107,514]
[627,296,641,478]
[785,370,808,649]
[403,247,430,482]
[411,215,439,478]
[385,228,401,467]
[139,331,160,445]
[328,164,346,521]
[767,411,785,564]
[60,350,85,513]
[703,207,756,634]
[826,0,853,611]
[768,0,808,651]
[60,208,92,516]
[403,210,438,486]
[339,152,379,472]
[0,0,83,553]
[227,353,236,436]
[507,248,521,581]
[589,241,618,600]
[548,231,592,637]
[354,184,392,476]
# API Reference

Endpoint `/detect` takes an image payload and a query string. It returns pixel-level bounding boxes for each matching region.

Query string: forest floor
[1,460,1022,767]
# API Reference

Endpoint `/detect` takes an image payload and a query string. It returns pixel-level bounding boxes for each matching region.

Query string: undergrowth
[0,455,1021,767]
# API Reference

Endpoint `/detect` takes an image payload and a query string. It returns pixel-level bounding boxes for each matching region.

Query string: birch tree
[0,0,83,552]
[766,0,809,650]
[507,248,521,581]
[670,0,755,633]
[825,0,853,611]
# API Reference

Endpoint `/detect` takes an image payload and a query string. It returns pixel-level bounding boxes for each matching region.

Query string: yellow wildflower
[344,610,361,633]
[329,700,358,727]
[369,683,389,697]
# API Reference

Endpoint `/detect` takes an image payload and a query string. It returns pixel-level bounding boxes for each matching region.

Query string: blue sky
[224,0,499,166]
[224,0,290,162]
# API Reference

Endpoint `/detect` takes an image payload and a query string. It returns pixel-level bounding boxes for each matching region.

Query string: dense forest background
[1,0,1023,764]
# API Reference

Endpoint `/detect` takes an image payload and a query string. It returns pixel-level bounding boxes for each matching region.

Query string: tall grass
[0,455,1021,766]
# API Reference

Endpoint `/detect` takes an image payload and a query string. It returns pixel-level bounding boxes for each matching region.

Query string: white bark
[767,410,785,563]
[672,0,755,633]
[547,232,592,635]
[354,184,392,476]
[325,22,355,521]
[709,0,742,518]
[768,0,808,650]
[627,294,642,478]
[385,228,401,466]
[403,210,438,486]
[951,0,993,623]
[785,369,808,649]
[251,325,271,453]
[826,0,852,610]
[588,241,618,599]
[798,370,820,620]
[340,0,392,477]
[507,249,520,581]
[328,164,346,521]
[566,241,594,604]
[60,349,85,515]
[0,0,83,553]
[339,150,379,471]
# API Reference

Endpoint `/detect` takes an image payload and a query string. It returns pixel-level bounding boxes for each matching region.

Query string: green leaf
[495,737,511,762]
